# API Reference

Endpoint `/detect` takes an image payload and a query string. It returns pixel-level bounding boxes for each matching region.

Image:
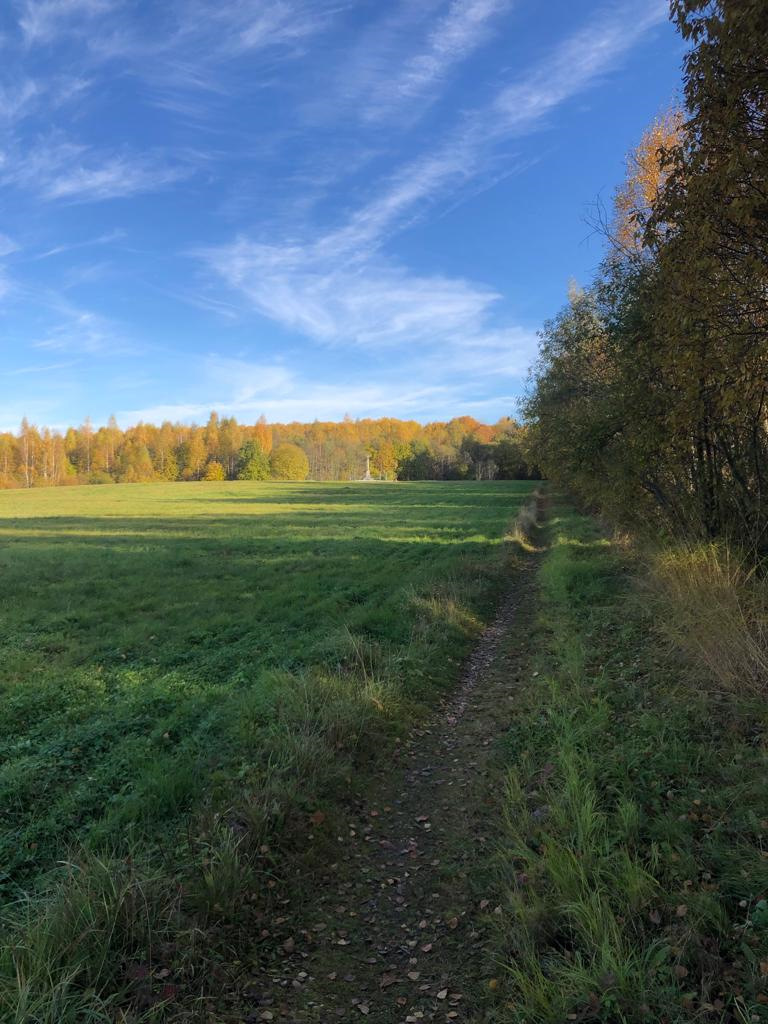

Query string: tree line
[525,0,768,550]
[1,413,538,487]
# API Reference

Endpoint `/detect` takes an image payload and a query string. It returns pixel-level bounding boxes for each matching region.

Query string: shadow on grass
[0,484,535,895]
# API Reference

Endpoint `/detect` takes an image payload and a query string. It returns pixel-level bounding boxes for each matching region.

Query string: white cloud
[0,79,40,122]
[333,0,669,248]
[33,228,125,260]
[0,140,188,201]
[8,359,76,375]
[201,2,663,377]
[325,0,511,126]
[70,0,337,72]
[204,0,334,56]
[204,238,499,348]
[117,362,466,428]
[30,307,131,354]
[19,0,115,45]
[490,1,668,133]
[0,234,19,258]
[43,157,183,201]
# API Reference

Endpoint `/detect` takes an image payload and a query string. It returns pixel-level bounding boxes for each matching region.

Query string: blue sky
[0,0,683,430]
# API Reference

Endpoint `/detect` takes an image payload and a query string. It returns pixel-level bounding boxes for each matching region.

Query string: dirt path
[231,557,539,1024]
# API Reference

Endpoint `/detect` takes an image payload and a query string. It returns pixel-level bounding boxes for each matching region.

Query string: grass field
[0,480,533,901]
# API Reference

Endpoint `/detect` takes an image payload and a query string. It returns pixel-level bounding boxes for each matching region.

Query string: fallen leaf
[407,971,420,981]
[437,989,448,1000]
[357,1004,369,1015]
[380,973,398,989]
[675,904,688,917]
[282,937,295,954]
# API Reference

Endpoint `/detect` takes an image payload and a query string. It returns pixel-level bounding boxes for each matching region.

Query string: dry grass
[507,487,545,549]
[651,542,768,696]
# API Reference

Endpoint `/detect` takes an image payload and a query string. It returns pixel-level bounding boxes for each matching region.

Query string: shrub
[270,443,309,481]
[203,460,226,481]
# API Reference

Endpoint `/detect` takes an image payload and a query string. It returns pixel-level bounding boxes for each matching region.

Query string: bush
[203,460,226,481]
[236,440,270,480]
[270,443,309,481]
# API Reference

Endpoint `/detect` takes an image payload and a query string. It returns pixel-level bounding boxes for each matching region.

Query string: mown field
[0,480,533,901]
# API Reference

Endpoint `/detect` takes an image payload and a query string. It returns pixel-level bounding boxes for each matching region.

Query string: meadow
[0,480,533,900]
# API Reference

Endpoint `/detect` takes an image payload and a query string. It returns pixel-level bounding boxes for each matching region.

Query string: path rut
[226,557,538,1024]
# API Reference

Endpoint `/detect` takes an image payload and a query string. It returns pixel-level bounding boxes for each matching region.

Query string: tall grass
[492,504,768,1023]
[651,542,768,696]
[3,852,181,1024]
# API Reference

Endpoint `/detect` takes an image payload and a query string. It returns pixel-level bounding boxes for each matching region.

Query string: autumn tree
[236,440,270,480]
[181,429,207,480]
[254,415,273,455]
[525,1,768,545]
[270,443,310,481]
[203,460,226,481]
[613,109,683,253]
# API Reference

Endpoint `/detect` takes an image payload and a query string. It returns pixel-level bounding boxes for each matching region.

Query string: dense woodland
[1,413,537,487]
[525,0,768,551]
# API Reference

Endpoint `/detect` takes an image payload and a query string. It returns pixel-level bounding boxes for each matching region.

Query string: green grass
[0,479,533,1020]
[492,502,768,1023]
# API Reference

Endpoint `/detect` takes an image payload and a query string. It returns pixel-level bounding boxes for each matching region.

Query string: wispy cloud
[204,239,503,349]
[32,228,125,260]
[117,353,473,427]
[61,0,340,79]
[0,234,19,258]
[324,0,511,126]
[328,0,669,252]
[18,0,115,46]
[0,140,189,201]
[30,306,134,354]
[0,79,40,122]
[8,359,76,375]
[201,2,665,373]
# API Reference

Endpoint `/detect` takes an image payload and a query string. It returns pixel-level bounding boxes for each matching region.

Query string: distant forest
[1,414,539,487]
